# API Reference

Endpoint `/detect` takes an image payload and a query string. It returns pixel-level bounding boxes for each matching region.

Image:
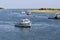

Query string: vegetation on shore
[30,8,60,13]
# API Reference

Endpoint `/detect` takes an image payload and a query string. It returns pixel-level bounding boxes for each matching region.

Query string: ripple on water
[0,10,60,40]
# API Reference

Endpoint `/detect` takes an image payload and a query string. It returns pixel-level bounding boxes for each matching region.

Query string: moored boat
[48,13,60,19]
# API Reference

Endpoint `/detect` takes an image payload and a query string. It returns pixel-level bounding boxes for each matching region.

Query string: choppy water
[0,9,60,40]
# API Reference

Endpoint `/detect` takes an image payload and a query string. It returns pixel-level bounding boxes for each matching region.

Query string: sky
[0,0,60,9]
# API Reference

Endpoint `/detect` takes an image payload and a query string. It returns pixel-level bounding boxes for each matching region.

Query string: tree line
[38,8,60,10]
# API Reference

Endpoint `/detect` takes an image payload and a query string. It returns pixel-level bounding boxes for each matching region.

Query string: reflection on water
[20,27,31,32]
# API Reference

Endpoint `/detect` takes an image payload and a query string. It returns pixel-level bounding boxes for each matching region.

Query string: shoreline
[30,10,60,13]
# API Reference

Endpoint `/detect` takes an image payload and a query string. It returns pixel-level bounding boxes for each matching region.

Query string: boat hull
[15,22,31,28]
[48,17,60,19]
[48,14,60,19]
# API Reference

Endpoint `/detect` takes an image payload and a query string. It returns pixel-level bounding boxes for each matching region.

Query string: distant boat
[15,18,31,28]
[48,13,60,19]
[21,10,31,15]
[26,12,31,15]
[21,11,26,14]
[55,13,60,19]
[26,10,31,15]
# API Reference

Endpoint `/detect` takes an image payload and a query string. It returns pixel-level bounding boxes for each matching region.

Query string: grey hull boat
[48,13,60,19]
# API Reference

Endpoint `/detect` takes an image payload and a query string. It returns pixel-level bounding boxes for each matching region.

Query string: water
[0,9,60,40]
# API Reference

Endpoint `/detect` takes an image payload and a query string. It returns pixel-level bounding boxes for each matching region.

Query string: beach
[30,9,60,13]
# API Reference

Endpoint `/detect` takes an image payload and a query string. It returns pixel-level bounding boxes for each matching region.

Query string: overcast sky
[0,0,60,9]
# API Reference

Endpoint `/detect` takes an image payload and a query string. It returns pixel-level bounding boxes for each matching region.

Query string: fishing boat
[15,18,31,28]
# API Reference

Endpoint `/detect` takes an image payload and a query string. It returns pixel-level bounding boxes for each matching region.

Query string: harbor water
[0,9,60,40]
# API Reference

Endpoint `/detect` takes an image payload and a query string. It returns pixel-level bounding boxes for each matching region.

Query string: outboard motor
[54,15,57,19]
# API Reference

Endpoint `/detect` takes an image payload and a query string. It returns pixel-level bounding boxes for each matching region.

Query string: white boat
[55,13,60,19]
[26,10,31,15]
[15,19,31,28]
[21,10,31,15]
[21,11,26,14]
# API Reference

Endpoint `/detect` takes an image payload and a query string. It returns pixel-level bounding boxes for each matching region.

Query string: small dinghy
[15,19,31,28]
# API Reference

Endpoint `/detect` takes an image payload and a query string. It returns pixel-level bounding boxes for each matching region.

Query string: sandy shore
[30,10,60,13]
